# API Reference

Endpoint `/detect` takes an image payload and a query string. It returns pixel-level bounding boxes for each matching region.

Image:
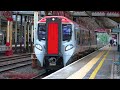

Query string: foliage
[97,33,109,44]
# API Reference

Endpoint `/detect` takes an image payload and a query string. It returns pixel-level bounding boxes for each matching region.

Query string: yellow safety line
[67,50,105,79]
[89,47,111,79]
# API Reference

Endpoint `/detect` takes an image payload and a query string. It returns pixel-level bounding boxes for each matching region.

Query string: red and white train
[34,16,97,71]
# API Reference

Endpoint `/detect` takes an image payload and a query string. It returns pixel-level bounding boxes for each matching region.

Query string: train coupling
[48,57,57,66]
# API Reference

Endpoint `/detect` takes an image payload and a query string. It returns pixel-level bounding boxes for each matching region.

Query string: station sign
[111,28,120,33]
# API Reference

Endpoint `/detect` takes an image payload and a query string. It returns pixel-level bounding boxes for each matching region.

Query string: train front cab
[35,16,75,71]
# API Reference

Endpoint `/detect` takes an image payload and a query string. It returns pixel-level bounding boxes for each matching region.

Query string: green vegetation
[97,33,109,45]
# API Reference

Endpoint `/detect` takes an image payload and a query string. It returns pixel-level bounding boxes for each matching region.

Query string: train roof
[38,16,75,23]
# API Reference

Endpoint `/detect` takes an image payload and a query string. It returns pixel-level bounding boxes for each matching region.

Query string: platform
[43,45,120,79]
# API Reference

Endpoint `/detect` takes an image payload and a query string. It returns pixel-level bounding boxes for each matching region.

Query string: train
[34,16,98,71]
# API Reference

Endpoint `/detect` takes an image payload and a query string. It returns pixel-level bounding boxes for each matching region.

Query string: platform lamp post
[32,11,39,68]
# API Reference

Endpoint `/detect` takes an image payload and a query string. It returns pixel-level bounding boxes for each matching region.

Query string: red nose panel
[48,22,58,55]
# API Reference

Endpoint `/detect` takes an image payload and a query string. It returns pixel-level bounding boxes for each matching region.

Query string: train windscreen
[62,24,72,41]
[38,23,46,41]
[38,23,72,41]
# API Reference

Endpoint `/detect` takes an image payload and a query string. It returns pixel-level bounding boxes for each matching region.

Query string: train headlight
[65,44,73,51]
[35,44,42,51]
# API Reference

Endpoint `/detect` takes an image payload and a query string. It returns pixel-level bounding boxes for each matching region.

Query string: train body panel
[34,40,45,67]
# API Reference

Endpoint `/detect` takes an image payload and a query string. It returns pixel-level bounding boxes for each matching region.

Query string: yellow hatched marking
[67,51,105,79]
[89,47,111,79]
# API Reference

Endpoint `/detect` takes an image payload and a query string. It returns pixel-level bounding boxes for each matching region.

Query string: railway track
[31,70,56,79]
[0,59,32,73]
[30,70,47,79]
[0,53,53,79]
[0,54,32,73]
[0,58,31,67]
[0,54,31,62]
[0,53,31,60]
[0,53,51,79]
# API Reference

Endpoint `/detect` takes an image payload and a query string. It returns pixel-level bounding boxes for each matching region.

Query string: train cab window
[38,23,46,41]
[62,24,72,41]
[38,23,72,41]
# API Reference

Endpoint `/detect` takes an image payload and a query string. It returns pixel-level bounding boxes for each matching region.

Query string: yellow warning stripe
[67,50,105,79]
[89,47,111,79]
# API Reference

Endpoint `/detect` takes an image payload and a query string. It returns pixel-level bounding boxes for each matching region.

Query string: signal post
[4,11,13,56]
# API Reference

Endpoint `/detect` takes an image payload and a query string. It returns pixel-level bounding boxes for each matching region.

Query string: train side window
[74,26,80,41]
[77,32,80,45]
[75,28,77,40]
[81,30,84,45]
[84,31,87,45]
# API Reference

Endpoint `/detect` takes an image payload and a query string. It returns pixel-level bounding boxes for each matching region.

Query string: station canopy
[11,11,119,30]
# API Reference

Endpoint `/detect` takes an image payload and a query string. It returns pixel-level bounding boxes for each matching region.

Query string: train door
[46,17,62,55]
[76,31,80,45]
[45,17,62,69]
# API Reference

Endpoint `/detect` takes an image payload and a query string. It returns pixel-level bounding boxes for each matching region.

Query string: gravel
[0,64,45,79]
